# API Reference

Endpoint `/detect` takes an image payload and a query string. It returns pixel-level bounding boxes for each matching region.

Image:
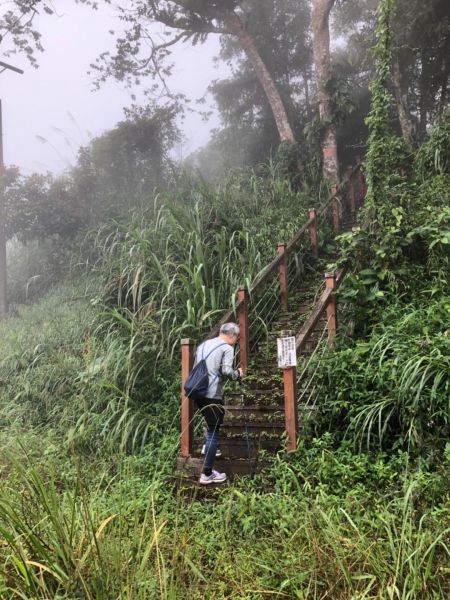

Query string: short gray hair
[220,322,240,337]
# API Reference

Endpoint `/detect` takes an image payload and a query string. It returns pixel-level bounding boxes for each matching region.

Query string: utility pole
[0,60,24,318]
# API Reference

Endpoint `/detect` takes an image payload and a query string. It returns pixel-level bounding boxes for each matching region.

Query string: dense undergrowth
[84,160,330,360]
[1,109,450,597]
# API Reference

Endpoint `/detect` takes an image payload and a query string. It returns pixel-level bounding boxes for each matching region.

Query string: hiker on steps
[195,323,243,485]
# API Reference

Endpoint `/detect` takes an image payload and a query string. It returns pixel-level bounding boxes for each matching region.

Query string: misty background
[0,2,449,597]
[1,2,225,174]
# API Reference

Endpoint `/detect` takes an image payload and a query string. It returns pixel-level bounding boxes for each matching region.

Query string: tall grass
[1,149,449,598]
[317,298,450,453]
[0,450,178,599]
[0,438,448,599]
[86,166,314,359]
[0,280,177,455]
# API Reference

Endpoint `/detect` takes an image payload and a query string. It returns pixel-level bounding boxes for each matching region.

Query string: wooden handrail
[295,266,347,351]
[296,287,333,351]
[253,163,362,295]
[204,164,362,343]
[205,298,245,340]
[284,216,315,255]
[250,252,284,297]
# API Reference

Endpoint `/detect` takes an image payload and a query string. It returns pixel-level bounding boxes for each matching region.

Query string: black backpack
[184,343,227,401]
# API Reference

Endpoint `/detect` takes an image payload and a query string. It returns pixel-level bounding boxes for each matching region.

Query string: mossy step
[192,439,282,460]
[222,422,285,431]
[226,389,279,396]
[177,456,269,477]
[241,385,283,394]
[224,404,284,411]
[194,437,282,454]
[224,414,283,422]
[244,379,283,388]
[220,431,284,444]
[225,395,284,406]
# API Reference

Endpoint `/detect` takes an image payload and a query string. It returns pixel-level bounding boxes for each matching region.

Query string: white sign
[277,336,297,368]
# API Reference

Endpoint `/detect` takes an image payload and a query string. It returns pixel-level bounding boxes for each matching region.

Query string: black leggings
[196,397,225,429]
[195,398,225,475]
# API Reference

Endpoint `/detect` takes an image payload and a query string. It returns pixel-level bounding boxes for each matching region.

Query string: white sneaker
[199,470,227,485]
[201,444,222,457]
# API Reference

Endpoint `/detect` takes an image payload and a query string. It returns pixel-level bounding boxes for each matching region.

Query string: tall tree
[312,0,339,183]
[334,0,450,144]
[198,0,312,172]
[90,0,295,144]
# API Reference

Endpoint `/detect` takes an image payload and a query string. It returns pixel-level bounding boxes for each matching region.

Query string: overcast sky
[1,2,227,175]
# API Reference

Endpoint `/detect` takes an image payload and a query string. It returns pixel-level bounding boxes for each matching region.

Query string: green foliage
[199,0,313,170]
[88,162,312,358]
[363,0,403,223]
[1,143,449,598]
[0,280,176,454]
[4,106,179,305]
[315,299,450,453]
[0,433,447,598]
[414,112,450,178]
[336,116,450,333]
[6,106,178,246]
[0,1,53,66]
[334,0,450,145]
[5,172,85,242]
[313,112,450,459]
[71,104,180,221]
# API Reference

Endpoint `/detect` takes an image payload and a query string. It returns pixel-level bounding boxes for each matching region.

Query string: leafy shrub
[315,299,450,453]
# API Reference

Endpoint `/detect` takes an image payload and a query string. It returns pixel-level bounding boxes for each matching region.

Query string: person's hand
[237,367,244,379]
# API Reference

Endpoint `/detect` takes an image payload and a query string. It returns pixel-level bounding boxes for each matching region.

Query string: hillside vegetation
[0,116,449,598]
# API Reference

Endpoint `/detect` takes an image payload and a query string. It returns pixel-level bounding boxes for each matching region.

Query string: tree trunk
[223,11,295,144]
[438,61,448,118]
[0,204,6,318]
[392,56,415,145]
[304,71,312,121]
[418,51,428,139]
[311,0,338,184]
[0,101,7,318]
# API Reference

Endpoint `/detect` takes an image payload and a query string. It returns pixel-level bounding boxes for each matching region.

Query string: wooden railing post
[356,167,367,202]
[331,185,340,233]
[279,329,298,453]
[309,208,318,257]
[277,243,288,311]
[180,338,194,458]
[237,286,250,373]
[361,166,368,199]
[324,273,337,347]
[348,175,356,215]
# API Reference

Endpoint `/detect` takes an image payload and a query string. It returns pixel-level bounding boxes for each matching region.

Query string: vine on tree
[363,0,409,228]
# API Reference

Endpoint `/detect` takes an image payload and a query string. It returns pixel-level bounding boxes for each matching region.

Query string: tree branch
[153,0,231,35]
[156,15,230,35]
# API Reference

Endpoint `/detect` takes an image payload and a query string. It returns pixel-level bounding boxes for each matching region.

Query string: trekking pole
[239,377,251,464]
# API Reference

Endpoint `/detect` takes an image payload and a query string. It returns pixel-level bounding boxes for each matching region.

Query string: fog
[1,1,227,174]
